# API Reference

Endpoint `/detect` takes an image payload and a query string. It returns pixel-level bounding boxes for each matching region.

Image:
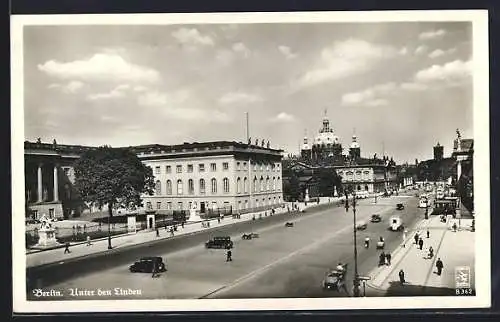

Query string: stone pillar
[457,160,462,183]
[37,163,43,203]
[53,165,59,202]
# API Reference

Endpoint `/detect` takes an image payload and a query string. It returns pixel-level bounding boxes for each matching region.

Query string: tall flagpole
[246,112,249,142]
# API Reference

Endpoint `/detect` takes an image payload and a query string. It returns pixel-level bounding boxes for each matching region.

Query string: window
[155,180,162,195]
[187,164,194,173]
[210,163,217,171]
[156,202,161,210]
[188,179,194,194]
[177,179,183,195]
[211,178,217,194]
[223,178,230,193]
[276,163,280,171]
[236,162,241,171]
[237,177,242,194]
[244,200,248,209]
[238,200,242,210]
[188,202,192,210]
[223,162,229,171]
[199,164,205,172]
[253,177,257,192]
[200,179,206,194]
[244,177,248,193]
[212,201,218,210]
[253,163,257,171]
[49,208,54,218]
[166,165,172,173]
[176,165,182,173]
[260,177,264,192]
[260,164,264,171]
[223,201,230,210]
[266,177,270,191]
[155,166,161,175]
[266,164,270,171]
[273,177,276,191]
[177,202,183,210]
[146,202,152,210]
[166,202,172,210]
[166,180,172,195]
[243,162,247,170]
[277,177,281,190]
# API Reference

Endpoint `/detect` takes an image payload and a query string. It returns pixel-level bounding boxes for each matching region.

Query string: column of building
[35,163,59,203]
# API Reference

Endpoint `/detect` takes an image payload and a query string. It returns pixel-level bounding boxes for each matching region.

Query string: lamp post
[352,191,360,297]
[107,209,112,249]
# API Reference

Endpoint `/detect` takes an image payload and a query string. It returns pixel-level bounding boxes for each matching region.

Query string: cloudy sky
[23,21,473,163]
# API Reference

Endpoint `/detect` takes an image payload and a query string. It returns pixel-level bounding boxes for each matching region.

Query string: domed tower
[300,130,312,162]
[349,133,361,160]
[311,109,343,164]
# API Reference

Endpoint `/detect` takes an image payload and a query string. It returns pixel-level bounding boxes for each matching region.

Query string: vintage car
[285,222,294,227]
[370,214,382,223]
[396,203,405,210]
[322,265,348,291]
[205,236,233,249]
[376,238,385,249]
[129,257,167,273]
[355,220,368,230]
[242,233,260,240]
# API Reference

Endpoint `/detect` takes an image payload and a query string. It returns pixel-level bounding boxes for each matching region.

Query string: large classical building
[133,141,284,215]
[24,139,284,220]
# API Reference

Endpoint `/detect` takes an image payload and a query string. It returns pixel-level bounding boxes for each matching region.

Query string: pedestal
[304,188,310,203]
[34,228,60,248]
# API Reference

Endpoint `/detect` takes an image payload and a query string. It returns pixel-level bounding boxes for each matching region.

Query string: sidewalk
[367,215,475,296]
[26,197,343,268]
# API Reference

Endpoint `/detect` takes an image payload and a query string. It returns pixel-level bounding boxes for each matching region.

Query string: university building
[23,139,284,220]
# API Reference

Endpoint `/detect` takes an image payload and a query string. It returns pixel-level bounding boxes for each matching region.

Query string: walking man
[379,252,386,266]
[418,237,424,250]
[386,252,392,265]
[426,229,430,238]
[86,235,91,246]
[436,258,444,276]
[226,250,233,262]
[414,233,419,245]
[64,242,71,254]
[181,222,184,229]
[399,269,405,285]
[170,227,174,237]
[156,227,160,237]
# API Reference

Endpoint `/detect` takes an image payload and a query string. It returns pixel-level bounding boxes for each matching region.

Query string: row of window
[154,176,282,196]
[153,162,282,175]
[147,196,283,211]
[339,170,372,182]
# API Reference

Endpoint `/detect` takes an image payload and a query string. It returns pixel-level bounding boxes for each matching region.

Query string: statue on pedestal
[248,137,252,145]
[35,214,60,248]
[255,138,259,146]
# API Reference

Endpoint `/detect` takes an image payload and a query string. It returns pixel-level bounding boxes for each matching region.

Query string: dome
[350,134,360,149]
[313,132,340,146]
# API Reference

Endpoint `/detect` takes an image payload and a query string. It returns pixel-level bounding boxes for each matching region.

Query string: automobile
[242,233,260,240]
[129,257,167,273]
[370,214,382,223]
[322,264,348,291]
[205,236,233,249]
[389,216,404,231]
[396,203,404,210]
[355,220,368,230]
[376,237,385,249]
[285,222,294,227]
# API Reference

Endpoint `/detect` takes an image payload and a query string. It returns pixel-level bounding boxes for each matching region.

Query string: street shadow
[385,281,456,296]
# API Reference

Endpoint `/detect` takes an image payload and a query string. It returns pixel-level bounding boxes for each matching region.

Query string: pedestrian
[156,227,160,237]
[386,253,392,265]
[419,237,424,250]
[452,223,457,232]
[151,261,158,278]
[217,217,221,224]
[170,227,174,237]
[402,228,408,248]
[398,269,405,285]
[86,235,91,246]
[181,222,184,229]
[84,224,87,232]
[414,233,419,245]
[379,252,386,266]
[364,236,370,248]
[226,250,232,262]
[426,230,430,238]
[436,258,444,276]
[428,246,434,259]
[64,242,71,254]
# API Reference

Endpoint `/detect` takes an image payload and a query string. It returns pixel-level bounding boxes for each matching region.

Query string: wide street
[28,192,425,300]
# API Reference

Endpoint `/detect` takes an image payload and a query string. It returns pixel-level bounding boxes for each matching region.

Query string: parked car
[129,257,166,273]
[205,236,233,249]
[242,233,260,240]
[370,214,382,223]
[285,222,294,227]
[396,203,404,210]
[356,221,368,230]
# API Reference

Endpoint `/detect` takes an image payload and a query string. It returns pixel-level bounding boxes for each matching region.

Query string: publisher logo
[455,266,471,289]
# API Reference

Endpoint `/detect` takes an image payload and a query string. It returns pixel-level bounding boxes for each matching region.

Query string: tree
[315,168,341,196]
[74,146,155,249]
[283,171,301,201]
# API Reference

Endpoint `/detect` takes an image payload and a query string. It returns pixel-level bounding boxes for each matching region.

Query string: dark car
[396,203,404,210]
[205,236,233,249]
[370,214,382,223]
[242,233,260,240]
[129,257,166,273]
[285,222,294,227]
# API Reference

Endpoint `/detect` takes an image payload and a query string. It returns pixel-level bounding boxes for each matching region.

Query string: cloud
[399,47,408,55]
[270,112,296,123]
[415,45,428,55]
[232,42,251,58]
[38,53,161,83]
[400,82,428,91]
[87,84,130,100]
[428,48,457,59]
[419,29,447,40]
[171,28,215,47]
[48,80,85,94]
[295,39,398,88]
[341,82,396,106]
[218,91,263,105]
[278,45,298,59]
[414,59,472,84]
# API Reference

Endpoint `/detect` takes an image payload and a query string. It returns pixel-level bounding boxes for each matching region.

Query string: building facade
[335,164,397,193]
[136,141,284,214]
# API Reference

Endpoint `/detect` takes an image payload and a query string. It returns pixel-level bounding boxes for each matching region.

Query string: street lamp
[107,209,112,249]
[352,191,360,297]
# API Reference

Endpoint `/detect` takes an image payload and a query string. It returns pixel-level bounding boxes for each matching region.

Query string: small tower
[349,132,361,160]
[300,129,312,161]
[434,142,444,161]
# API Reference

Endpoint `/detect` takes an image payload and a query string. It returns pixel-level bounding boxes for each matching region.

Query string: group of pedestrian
[378,251,392,266]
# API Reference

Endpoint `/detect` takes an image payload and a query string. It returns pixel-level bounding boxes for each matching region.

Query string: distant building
[434,142,444,161]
